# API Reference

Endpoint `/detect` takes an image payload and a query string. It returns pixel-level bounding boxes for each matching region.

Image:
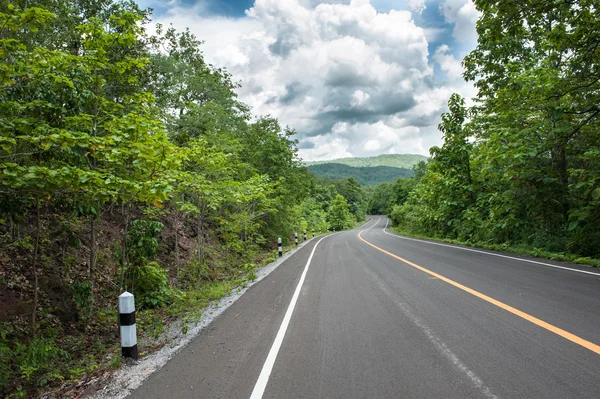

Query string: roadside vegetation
[0,1,368,397]
[369,1,600,265]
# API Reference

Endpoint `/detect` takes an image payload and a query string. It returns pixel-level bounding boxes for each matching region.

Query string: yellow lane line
[358,224,600,356]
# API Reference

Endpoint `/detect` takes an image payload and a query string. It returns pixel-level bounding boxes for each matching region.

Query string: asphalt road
[128,217,600,399]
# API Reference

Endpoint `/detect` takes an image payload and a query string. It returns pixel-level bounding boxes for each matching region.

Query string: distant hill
[305,154,428,169]
[307,163,413,186]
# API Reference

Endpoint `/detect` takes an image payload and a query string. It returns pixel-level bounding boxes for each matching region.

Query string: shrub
[132,261,177,309]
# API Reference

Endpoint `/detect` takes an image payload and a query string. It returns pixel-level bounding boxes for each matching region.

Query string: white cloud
[432,44,478,104]
[352,90,370,107]
[304,135,353,161]
[152,0,478,160]
[406,0,426,15]
[433,44,463,82]
[439,0,480,45]
[364,139,380,151]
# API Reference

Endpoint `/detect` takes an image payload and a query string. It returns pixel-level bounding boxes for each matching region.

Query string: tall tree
[334,177,366,220]
[327,194,354,230]
[463,0,600,251]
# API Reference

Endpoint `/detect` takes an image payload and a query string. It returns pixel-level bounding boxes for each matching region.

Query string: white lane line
[381,219,600,276]
[249,234,336,399]
[365,267,500,399]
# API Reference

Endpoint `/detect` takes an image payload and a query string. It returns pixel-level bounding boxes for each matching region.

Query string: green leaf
[592,188,600,200]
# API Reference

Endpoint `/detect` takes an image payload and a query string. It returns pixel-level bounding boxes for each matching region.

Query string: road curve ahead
[128,217,600,399]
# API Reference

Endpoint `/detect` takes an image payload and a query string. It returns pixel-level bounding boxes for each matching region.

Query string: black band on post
[119,311,136,326]
[122,344,138,359]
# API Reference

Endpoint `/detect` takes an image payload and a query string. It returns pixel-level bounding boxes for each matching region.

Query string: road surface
[128,217,600,398]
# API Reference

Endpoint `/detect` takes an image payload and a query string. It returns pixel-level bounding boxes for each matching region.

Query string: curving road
[128,217,600,399]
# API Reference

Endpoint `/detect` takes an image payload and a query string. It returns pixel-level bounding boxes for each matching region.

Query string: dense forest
[376,1,600,262]
[0,1,367,396]
[307,163,413,186]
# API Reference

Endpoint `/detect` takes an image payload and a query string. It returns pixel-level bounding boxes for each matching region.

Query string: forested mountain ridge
[308,163,413,185]
[305,154,428,169]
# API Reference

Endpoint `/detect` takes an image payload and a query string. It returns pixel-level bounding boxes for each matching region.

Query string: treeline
[306,154,428,169]
[308,163,413,186]
[366,162,425,215]
[0,1,366,396]
[386,1,600,260]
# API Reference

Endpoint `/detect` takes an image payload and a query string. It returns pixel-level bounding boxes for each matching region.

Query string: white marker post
[303,230,307,241]
[312,228,314,238]
[278,237,282,257]
[119,291,138,360]
[295,232,298,246]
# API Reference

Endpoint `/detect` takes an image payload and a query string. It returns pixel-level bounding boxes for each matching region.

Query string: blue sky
[143,0,254,18]
[142,0,480,160]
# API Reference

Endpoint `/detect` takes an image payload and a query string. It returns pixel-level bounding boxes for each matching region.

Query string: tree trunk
[31,194,41,340]
[196,198,207,263]
[465,152,476,207]
[119,204,130,293]
[174,210,180,277]
[555,145,569,222]
[89,73,99,299]
[89,215,96,304]
[9,217,14,241]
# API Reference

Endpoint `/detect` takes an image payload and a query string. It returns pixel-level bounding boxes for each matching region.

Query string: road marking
[382,219,600,276]
[358,223,600,356]
[249,233,337,399]
[365,267,499,399]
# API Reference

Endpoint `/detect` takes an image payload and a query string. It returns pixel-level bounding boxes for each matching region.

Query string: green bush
[133,261,177,309]
[327,194,354,230]
[0,330,68,397]
[69,281,92,311]
[183,260,211,286]
[120,220,178,308]
[390,203,422,233]
[127,220,164,267]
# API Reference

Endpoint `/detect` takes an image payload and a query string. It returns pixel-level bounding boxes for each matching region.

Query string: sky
[138,0,480,161]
